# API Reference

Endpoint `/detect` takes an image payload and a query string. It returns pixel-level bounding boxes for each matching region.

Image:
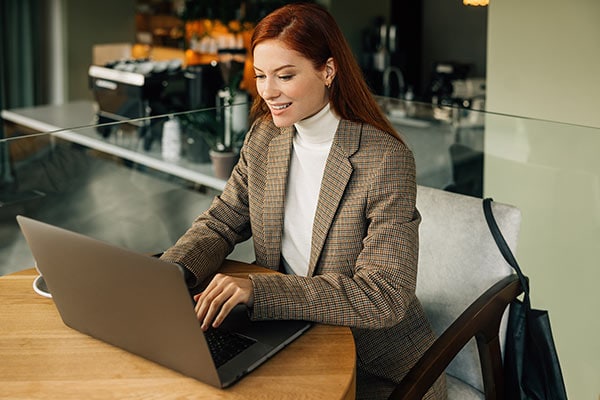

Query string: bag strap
[483,198,530,297]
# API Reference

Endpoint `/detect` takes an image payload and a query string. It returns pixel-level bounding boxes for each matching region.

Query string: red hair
[249,2,400,140]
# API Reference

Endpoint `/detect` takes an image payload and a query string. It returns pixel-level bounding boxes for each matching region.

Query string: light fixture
[463,0,489,6]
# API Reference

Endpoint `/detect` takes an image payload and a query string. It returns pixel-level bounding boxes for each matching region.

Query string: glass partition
[2,97,599,397]
[0,103,255,276]
[378,96,485,196]
[1,99,598,277]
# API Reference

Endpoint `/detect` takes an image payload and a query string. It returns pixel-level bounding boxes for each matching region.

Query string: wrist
[174,262,198,287]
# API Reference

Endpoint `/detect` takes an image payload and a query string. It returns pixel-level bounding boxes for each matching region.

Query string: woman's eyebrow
[253,64,296,73]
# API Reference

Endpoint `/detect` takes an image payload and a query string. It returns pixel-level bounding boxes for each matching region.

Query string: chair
[389,185,523,400]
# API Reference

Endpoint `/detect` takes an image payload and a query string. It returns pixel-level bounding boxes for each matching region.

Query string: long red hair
[249,2,400,140]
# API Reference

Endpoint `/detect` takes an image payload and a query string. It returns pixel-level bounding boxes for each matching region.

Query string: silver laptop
[17,215,311,388]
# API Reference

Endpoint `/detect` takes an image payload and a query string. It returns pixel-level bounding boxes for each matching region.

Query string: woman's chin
[271,115,294,128]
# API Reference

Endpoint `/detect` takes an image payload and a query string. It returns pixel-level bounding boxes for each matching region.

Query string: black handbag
[483,198,568,400]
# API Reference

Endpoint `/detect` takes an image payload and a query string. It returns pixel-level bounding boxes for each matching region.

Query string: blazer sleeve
[159,125,256,286]
[249,144,421,330]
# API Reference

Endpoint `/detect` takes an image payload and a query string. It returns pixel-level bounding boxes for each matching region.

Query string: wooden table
[0,261,356,399]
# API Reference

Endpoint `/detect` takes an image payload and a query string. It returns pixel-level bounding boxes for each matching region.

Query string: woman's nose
[260,79,279,100]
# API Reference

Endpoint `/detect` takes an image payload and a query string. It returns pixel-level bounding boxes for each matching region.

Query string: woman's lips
[269,103,291,113]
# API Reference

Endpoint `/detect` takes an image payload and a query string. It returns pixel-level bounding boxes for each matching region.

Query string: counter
[1,101,227,191]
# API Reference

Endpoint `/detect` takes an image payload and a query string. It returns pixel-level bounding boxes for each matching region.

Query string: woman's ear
[325,57,336,86]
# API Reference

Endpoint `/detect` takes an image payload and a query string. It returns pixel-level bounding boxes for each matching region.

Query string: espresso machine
[88,59,222,150]
[426,61,485,122]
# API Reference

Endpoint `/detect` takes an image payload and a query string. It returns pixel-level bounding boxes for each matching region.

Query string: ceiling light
[463,0,489,6]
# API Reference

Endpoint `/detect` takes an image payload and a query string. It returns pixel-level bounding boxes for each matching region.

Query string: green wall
[486,1,600,399]
[487,0,600,128]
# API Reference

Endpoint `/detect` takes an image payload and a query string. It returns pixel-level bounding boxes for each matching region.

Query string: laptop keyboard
[205,328,256,368]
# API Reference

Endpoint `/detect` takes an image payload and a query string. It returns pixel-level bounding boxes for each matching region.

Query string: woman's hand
[194,273,254,331]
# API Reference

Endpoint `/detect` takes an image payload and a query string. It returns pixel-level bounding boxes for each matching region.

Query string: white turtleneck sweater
[281,103,340,276]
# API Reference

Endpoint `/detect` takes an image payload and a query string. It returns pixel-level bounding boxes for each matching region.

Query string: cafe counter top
[2,101,227,191]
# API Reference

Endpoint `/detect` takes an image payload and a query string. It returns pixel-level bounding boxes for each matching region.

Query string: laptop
[16,215,311,388]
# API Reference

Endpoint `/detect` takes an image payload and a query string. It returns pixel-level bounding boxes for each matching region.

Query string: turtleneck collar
[294,103,340,145]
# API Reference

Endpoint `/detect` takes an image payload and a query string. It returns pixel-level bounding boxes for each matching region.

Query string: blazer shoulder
[353,121,411,155]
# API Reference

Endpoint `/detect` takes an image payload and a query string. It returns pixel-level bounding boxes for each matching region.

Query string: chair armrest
[388,274,523,400]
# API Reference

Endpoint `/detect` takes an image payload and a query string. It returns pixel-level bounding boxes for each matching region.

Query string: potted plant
[178,71,248,179]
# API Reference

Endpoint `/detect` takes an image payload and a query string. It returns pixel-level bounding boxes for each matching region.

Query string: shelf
[1,101,227,192]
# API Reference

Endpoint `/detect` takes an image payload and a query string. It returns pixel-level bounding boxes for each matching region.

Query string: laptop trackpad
[217,305,311,387]
[220,305,311,348]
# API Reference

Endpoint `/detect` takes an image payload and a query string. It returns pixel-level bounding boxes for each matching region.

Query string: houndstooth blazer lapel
[262,126,294,269]
[307,120,361,276]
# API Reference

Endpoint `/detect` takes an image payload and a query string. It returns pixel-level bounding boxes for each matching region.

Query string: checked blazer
[161,117,446,399]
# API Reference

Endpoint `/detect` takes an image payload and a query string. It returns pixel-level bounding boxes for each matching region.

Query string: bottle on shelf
[161,115,182,162]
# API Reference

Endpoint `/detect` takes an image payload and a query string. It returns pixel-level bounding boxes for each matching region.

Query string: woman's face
[253,39,332,127]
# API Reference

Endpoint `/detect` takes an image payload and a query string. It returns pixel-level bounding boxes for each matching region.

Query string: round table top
[0,261,356,399]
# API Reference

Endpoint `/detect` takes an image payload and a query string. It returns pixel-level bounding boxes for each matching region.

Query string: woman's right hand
[193,273,254,331]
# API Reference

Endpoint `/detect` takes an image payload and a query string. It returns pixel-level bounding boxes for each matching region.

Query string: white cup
[32,263,52,298]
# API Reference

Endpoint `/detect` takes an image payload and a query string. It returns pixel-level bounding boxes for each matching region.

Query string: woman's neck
[294,103,340,144]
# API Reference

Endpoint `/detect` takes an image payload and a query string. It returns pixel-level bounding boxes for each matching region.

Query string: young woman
[161,3,446,399]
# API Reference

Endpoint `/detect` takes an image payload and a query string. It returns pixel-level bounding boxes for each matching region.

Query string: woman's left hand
[194,273,254,331]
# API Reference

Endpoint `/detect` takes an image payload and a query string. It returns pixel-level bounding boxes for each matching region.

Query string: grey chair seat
[388,185,522,399]
[447,374,484,400]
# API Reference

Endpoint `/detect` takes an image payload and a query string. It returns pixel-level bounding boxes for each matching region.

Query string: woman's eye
[254,74,266,80]
[279,75,293,81]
